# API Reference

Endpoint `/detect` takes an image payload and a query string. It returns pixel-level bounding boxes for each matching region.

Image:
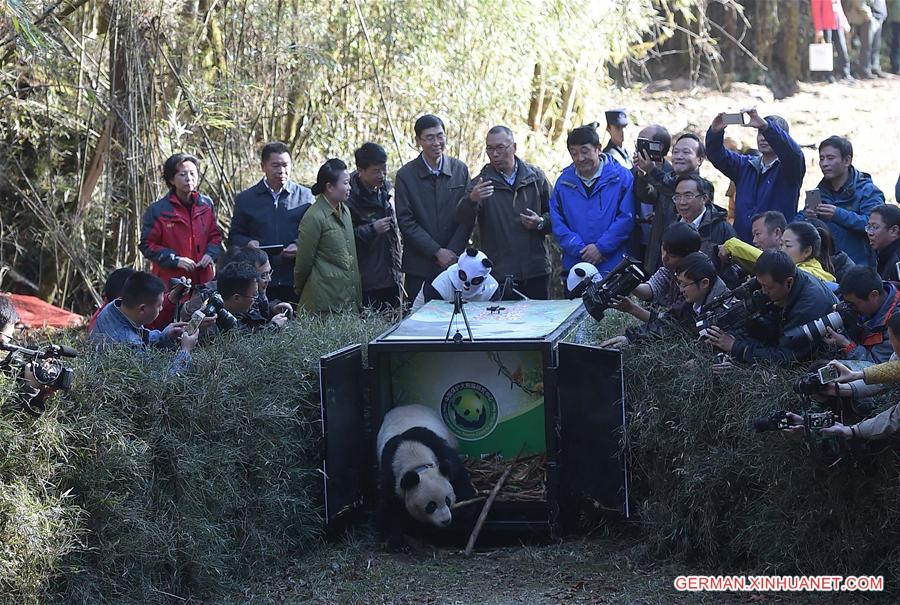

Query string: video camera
[582,256,645,321]
[753,409,835,433]
[1,341,77,415]
[695,277,773,338]
[783,302,861,348]
[200,292,238,332]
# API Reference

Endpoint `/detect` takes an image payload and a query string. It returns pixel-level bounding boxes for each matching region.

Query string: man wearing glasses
[394,114,473,305]
[867,204,900,281]
[673,173,735,260]
[455,125,553,299]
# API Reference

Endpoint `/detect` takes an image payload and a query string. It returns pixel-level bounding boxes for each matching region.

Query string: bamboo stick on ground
[464,447,525,556]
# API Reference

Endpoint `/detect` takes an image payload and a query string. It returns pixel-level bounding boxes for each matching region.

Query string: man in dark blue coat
[228,141,314,303]
[705,109,805,243]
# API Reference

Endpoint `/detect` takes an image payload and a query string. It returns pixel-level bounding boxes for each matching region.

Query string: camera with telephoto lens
[1,341,77,415]
[695,277,774,338]
[582,256,645,321]
[753,409,835,433]
[201,292,238,331]
[783,302,860,347]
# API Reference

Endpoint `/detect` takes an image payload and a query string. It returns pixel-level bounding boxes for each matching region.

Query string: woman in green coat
[294,159,363,312]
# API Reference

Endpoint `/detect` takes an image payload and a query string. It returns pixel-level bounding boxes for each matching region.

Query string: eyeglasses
[672,192,703,202]
[865,224,884,234]
[485,143,512,155]
[676,279,698,290]
[420,133,445,144]
[258,270,273,280]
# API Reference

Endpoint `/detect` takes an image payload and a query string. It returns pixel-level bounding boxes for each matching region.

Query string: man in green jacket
[455,125,553,299]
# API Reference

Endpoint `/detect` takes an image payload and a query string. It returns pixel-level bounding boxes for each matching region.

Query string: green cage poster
[389,350,545,458]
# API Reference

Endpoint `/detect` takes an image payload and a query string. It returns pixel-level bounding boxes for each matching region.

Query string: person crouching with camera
[90,271,199,374]
[821,266,900,364]
[601,252,727,348]
[705,250,837,364]
[1,296,62,415]
[816,313,900,441]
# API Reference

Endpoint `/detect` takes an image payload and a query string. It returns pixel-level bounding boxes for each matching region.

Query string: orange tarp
[3,293,84,329]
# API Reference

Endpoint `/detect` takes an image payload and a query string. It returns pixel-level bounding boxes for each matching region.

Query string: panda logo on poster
[441,382,499,441]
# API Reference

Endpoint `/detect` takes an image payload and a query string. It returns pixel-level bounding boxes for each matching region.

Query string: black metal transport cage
[319,299,629,537]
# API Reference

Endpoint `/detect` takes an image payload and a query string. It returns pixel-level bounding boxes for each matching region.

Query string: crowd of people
[5,100,900,445]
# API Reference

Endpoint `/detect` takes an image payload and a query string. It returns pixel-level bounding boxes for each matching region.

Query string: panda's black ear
[481,258,492,268]
[400,471,420,491]
[575,268,586,277]
[438,460,451,478]
[465,247,478,257]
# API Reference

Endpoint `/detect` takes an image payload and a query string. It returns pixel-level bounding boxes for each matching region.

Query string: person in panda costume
[410,248,501,312]
[376,404,476,550]
[565,261,600,299]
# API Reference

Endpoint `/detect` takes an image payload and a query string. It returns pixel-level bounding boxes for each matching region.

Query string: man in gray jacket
[455,126,553,299]
[394,115,473,302]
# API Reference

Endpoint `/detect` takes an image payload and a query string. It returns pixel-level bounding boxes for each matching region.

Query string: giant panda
[376,404,476,549]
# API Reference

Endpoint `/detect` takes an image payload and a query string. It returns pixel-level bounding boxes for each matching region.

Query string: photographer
[622,222,702,316]
[200,261,290,337]
[705,250,837,364]
[819,313,900,441]
[633,131,709,274]
[90,272,198,374]
[823,266,900,363]
[0,296,57,413]
[601,252,727,348]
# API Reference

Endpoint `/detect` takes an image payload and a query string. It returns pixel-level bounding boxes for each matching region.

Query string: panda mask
[566,262,600,298]
[448,248,493,299]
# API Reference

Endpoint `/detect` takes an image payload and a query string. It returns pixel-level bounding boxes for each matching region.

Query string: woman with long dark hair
[293,158,362,312]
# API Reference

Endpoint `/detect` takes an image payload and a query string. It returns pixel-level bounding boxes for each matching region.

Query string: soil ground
[239,77,899,605]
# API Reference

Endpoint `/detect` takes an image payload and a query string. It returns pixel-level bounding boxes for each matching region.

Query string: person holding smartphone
[802,135,885,268]
[705,109,805,244]
[346,142,402,310]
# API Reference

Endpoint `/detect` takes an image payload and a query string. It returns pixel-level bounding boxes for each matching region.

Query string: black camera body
[1,342,76,391]
[695,277,773,337]
[582,256,645,321]
[753,409,835,434]
[1,341,77,415]
[635,137,664,162]
[201,292,239,332]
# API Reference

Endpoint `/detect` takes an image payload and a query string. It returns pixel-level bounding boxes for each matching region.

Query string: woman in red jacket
[139,153,222,289]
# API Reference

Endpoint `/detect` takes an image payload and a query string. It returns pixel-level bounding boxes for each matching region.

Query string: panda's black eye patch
[445,496,451,506]
[458,270,468,282]
[426,501,437,514]
[470,276,485,286]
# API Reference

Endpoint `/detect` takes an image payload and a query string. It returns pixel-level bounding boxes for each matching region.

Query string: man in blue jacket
[803,135,884,267]
[705,109,805,243]
[550,125,635,278]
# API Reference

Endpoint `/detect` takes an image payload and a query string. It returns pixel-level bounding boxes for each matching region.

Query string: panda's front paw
[383,534,408,553]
